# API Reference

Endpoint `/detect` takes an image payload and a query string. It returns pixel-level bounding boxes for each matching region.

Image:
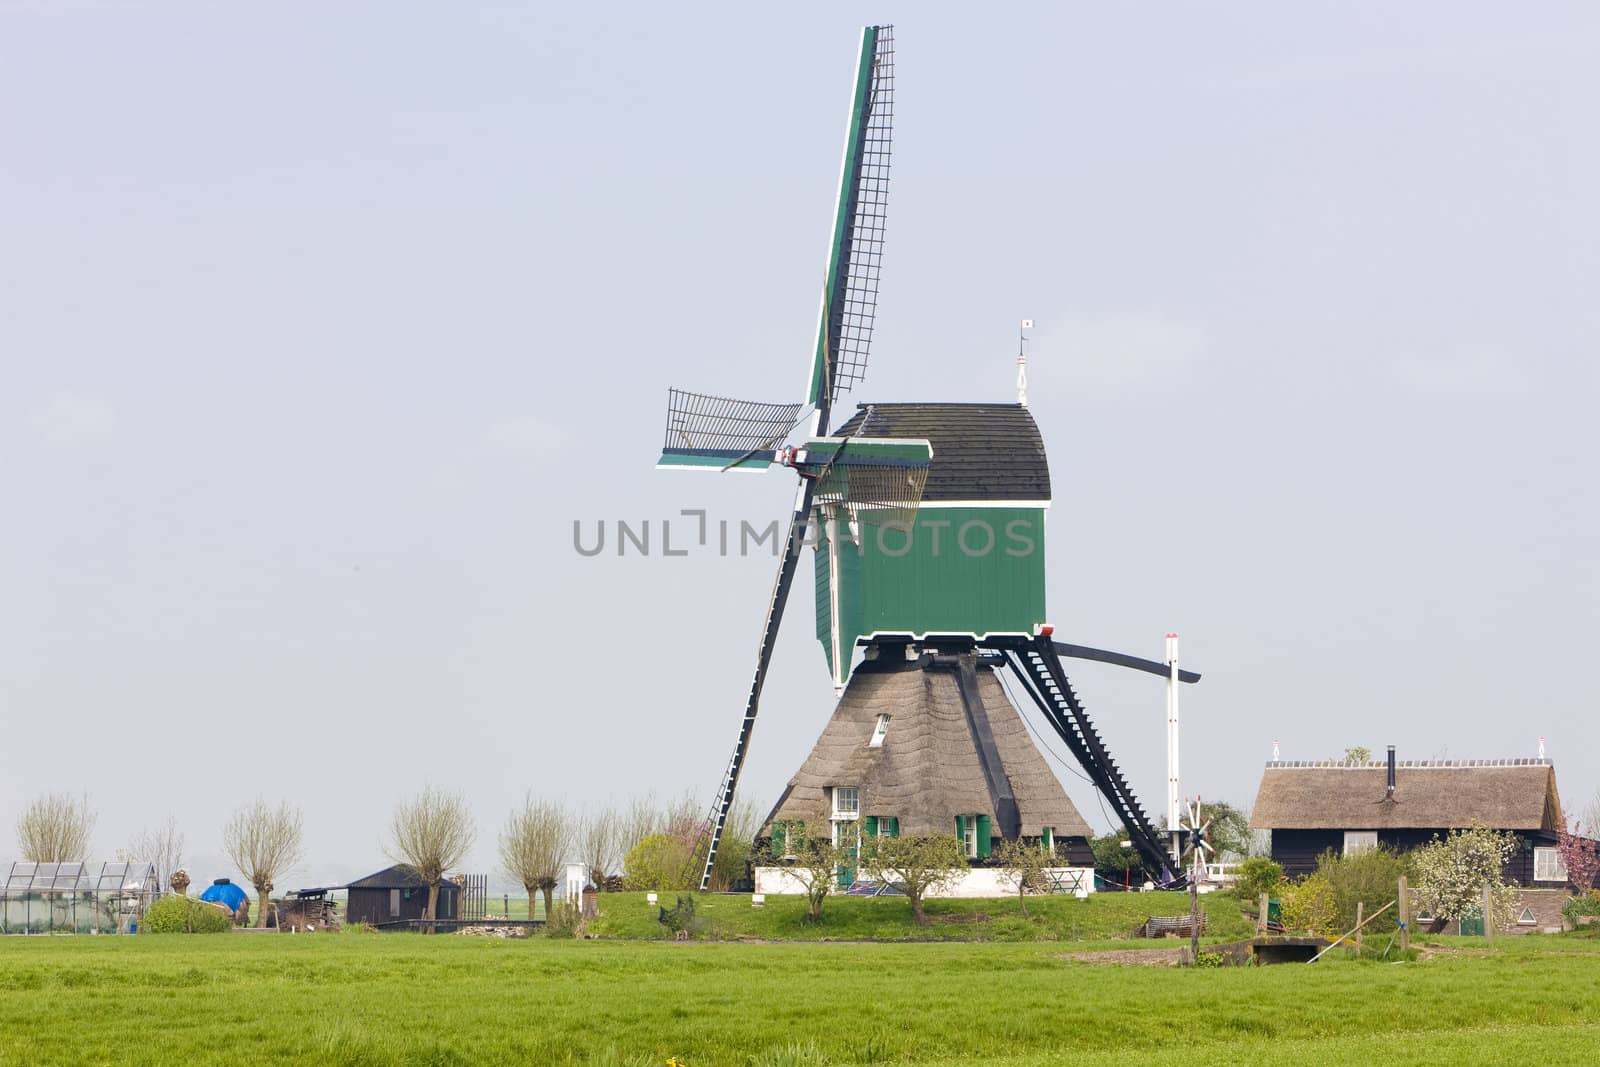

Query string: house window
[1534,847,1568,883]
[961,816,977,858]
[1343,831,1377,856]
[388,889,400,917]
[869,714,891,747]
[831,786,859,819]
[865,816,898,838]
[1517,906,1538,926]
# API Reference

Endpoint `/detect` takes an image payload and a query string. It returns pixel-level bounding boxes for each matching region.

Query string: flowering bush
[1411,823,1519,929]
[1555,823,1600,891]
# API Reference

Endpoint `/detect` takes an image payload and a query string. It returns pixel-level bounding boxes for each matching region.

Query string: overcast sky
[4,2,1597,888]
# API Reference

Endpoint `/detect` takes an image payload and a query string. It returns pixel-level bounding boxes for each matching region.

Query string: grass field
[2,898,1598,1066]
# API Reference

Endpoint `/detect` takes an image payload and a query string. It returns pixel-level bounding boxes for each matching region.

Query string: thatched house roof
[1250,760,1563,831]
[765,655,1091,839]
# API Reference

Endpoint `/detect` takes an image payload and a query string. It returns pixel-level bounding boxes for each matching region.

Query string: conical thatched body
[764,651,1094,861]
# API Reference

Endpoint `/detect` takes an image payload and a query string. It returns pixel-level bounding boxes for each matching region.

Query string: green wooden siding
[815,506,1048,684]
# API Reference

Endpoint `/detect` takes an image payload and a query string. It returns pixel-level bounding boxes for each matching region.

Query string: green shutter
[888,817,899,837]
[976,815,992,859]
[865,815,878,837]
[1041,826,1053,853]
[772,823,786,856]
[956,815,965,840]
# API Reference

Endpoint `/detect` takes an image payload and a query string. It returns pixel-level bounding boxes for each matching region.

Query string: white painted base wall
[753,866,1095,899]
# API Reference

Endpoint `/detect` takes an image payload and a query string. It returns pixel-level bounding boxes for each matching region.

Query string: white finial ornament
[1017,319,1033,406]
[1272,738,1280,761]
[1538,735,1546,759]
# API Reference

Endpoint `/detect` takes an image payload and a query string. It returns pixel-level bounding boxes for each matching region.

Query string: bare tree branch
[386,786,475,926]
[16,793,96,863]
[223,798,304,928]
[499,795,572,917]
[128,815,186,893]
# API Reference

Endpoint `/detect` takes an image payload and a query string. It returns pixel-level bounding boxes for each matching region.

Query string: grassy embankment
[585,889,1253,941]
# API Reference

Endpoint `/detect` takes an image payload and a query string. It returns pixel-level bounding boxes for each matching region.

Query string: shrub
[543,901,584,939]
[1314,845,1412,932]
[1561,890,1600,925]
[1279,873,1337,936]
[141,895,233,934]
[1231,857,1284,902]
[623,832,695,891]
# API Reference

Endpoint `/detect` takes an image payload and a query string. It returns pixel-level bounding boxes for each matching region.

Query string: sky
[3,2,1597,889]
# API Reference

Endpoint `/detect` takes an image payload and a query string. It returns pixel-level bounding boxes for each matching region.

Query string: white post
[1166,633,1180,864]
[1017,318,1033,406]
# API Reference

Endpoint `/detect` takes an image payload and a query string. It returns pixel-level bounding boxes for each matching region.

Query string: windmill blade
[805,436,931,525]
[805,25,894,434]
[694,480,819,891]
[657,388,806,471]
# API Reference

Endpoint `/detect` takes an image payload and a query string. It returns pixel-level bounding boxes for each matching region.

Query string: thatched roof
[765,656,1091,839]
[831,403,1050,502]
[1250,760,1563,831]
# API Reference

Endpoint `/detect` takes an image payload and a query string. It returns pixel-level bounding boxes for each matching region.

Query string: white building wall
[753,866,1094,898]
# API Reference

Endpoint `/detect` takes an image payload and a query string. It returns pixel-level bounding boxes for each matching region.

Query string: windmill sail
[806,437,931,526]
[805,25,894,434]
[656,389,805,471]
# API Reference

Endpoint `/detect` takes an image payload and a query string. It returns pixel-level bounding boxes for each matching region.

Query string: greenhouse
[1,862,157,934]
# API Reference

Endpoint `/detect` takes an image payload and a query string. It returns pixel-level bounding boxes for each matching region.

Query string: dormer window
[869,714,891,747]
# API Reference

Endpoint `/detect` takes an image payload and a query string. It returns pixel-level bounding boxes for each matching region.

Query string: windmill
[657,25,1202,892]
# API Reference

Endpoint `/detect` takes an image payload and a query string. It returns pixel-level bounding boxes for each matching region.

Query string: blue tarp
[199,879,248,913]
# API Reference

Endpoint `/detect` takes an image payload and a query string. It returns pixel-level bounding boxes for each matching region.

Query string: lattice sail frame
[825,26,892,408]
[809,438,930,528]
[657,389,805,470]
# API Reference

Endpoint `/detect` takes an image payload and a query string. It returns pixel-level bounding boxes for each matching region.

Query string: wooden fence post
[1483,885,1495,942]
[1355,901,1364,955]
[1258,892,1269,935]
[1398,875,1410,951]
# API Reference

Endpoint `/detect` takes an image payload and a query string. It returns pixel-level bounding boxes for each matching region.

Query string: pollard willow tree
[499,796,571,918]
[16,792,97,863]
[223,798,304,928]
[1411,823,1519,931]
[388,786,475,925]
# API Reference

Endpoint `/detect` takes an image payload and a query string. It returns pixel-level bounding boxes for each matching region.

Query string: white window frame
[1343,831,1378,856]
[869,714,890,748]
[961,815,978,858]
[1534,847,1568,883]
[1517,905,1538,926]
[831,786,859,820]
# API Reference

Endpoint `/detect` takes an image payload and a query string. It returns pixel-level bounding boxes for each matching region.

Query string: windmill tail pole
[1308,899,1394,962]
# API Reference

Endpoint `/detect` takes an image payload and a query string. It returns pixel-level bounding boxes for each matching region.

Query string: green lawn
[2,919,1599,1065]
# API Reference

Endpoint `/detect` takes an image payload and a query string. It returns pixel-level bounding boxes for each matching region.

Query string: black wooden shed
[344,865,459,927]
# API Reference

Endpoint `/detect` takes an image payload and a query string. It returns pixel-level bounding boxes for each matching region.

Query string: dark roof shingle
[831,403,1051,503]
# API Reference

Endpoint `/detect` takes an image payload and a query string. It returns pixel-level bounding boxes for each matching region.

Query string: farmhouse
[1250,749,1570,886]
[344,865,460,927]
